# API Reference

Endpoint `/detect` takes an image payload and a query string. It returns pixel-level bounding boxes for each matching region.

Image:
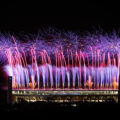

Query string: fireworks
[0,29,120,90]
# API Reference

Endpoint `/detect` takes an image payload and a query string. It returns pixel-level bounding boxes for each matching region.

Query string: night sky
[0,1,120,33]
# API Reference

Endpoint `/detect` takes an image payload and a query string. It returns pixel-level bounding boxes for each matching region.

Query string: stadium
[2,30,120,104]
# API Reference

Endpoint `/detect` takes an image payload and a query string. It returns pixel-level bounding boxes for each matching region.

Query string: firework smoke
[0,29,120,90]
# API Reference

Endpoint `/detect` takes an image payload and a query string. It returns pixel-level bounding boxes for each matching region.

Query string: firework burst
[0,29,119,90]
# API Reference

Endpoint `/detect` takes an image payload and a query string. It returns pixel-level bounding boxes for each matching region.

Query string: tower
[7,76,12,104]
[119,75,120,103]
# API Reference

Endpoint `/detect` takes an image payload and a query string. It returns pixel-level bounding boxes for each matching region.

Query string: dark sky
[0,1,120,33]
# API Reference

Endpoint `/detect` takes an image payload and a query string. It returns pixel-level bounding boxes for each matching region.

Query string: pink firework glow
[2,30,120,90]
